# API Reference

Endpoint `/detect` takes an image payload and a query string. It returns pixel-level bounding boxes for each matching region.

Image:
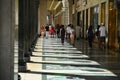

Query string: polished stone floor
[19,37,120,80]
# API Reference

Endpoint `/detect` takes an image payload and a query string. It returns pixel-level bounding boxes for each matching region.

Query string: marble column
[0,0,15,80]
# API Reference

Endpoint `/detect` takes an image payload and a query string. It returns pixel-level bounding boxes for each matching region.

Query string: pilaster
[0,0,15,80]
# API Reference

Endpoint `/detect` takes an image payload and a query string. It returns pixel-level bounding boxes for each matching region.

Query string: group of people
[40,24,55,38]
[40,23,120,50]
[59,24,75,45]
[87,23,107,49]
[40,24,75,46]
[87,23,120,51]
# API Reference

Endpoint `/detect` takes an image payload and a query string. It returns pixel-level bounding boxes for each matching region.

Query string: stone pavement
[18,37,120,80]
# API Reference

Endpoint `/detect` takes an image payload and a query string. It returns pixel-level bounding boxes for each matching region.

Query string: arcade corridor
[0,0,120,80]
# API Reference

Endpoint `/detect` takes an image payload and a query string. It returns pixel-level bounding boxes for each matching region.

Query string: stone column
[29,0,39,54]
[24,0,31,62]
[0,0,15,80]
[18,0,39,72]
[30,0,34,45]
[33,0,39,39]
[38,6,41,35]
[34,0,39,40]
[18,0,27,72]
[29,0,35,51]
[69,0,73,24]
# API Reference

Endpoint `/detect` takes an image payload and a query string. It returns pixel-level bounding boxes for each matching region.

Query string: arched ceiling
[47,0,62,11]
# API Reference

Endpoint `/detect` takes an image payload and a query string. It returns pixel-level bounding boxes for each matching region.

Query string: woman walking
[70,25,75,46]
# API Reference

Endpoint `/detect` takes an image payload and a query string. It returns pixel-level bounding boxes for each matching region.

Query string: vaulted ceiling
[47,0,62,11]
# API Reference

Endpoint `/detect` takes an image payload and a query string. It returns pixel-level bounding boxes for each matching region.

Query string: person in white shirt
[66,24,71,40]
[99,23,106,49]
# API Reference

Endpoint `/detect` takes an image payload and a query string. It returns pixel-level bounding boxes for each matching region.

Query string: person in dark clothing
[96,25,100,38]
[60,25,65,45]
[96,25,100,47]
[87,25,94,48]
[45,24,49,38]
[56,24,61,38]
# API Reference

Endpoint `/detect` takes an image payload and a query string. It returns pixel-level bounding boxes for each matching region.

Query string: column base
[18,66,27,72]
[18,59,27,72]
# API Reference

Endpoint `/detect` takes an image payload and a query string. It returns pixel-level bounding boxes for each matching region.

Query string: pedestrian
[49,26,54,38]
[70,25,75,46]
[95,25,100,47]
[66,24,71,40]
[60,25,65,45]
[96,25,100,40]
[99,23,107,49]
[56,24,61,38]
[87,25,94,48]
[40,26,45,38]
[45,24,49,38]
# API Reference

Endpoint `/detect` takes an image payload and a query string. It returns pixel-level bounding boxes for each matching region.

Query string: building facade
[76,0,120,49]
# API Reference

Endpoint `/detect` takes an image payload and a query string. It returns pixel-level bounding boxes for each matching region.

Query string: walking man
[99,23,107,49]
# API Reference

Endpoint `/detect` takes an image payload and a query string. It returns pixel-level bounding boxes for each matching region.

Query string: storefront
[108,0,118,48]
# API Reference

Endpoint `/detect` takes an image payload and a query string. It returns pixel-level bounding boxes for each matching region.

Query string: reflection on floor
[19,37,120,80]
[14,41,18,80]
